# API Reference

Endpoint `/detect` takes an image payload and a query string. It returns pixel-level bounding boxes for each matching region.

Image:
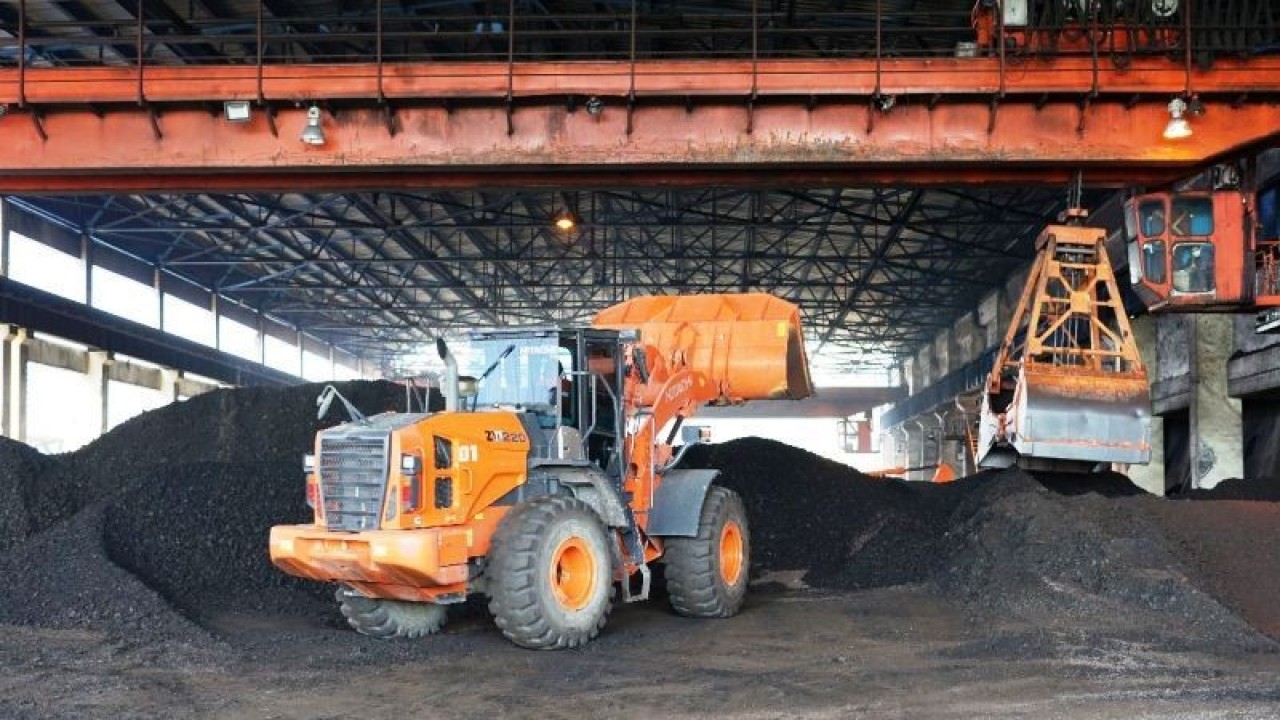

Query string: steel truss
[19,186,1096,375]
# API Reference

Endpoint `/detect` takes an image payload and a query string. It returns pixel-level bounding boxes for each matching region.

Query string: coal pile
[0,380,425,642]
[0,503,208,645]
[0,436,45,552]
[684,439,987,590]
[687,437,1280,649]
[1142,499,1280,640]
[22,381,416,537]
[930,472,1268,649]
[102,462,334,620]
[1169,476,1280,502]
[3,386,1278,656]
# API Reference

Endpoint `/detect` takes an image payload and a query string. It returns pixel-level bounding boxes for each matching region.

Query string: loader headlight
[401,453,422,475]
[303,454,316,474]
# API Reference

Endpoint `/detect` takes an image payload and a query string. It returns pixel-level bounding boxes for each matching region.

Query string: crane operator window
[1141,240,1167,284]
[1172,243,1215,293]
[1139,200,1166,237]
[1171,197,1214,237]
[1260,185,1278,240]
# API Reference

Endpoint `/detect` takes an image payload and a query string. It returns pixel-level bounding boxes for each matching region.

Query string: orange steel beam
[1,101,1276,193]
[0,168,1198,195]
[3,57,1279,104]
[1,58,1278,193]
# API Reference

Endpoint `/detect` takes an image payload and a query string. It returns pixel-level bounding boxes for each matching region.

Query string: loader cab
[459,328,624,475]
[1124,188,1259,311]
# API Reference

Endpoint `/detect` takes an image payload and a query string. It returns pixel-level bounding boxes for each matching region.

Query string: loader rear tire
[663,486,750,618]
[335,586,447,639]
[486,495,612,650]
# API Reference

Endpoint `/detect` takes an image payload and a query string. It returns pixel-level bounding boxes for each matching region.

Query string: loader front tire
[663,486,750,618]
[487,495,612,650]
[335,586,447,639]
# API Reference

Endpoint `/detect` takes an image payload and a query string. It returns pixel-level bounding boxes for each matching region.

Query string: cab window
[1171,197,1214,236]
[1139,200,1166,237]
[1172,243,1214,293]
[1142,240,1167,284]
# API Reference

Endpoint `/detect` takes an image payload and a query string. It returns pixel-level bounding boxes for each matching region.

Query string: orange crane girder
[1,100,1278,194]
[1,57,1279,192]
[4,57,1279,105]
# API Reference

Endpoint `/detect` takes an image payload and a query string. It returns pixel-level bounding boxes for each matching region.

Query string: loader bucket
[1007,365,1151,466]
[593,293,814,402]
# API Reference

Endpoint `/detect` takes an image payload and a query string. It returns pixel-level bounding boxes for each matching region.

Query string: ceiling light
[300,105,326,146]
[554,213,578,232]
[223,100,252,122]
[1163,97,1192,140]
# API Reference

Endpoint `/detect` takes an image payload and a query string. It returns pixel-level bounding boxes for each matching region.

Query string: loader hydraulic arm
[593,293,814,538]
[616,346,720,521]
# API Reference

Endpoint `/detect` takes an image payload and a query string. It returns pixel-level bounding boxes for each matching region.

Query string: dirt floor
[3,584,1279,719]
[3,383,1279,718]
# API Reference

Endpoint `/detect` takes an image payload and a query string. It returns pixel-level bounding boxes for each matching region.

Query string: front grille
[318,434,389,531]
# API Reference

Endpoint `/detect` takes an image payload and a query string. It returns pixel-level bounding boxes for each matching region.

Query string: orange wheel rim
[719,520,745,586]
[550,536,597,611]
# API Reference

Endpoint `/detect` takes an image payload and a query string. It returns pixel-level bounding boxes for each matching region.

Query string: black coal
[1,388,1276,652]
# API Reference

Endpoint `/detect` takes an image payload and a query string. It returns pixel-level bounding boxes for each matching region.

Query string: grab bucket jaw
[979,365,1151,468]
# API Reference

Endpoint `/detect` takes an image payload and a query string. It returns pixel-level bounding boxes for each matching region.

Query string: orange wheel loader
[269,293,813,649]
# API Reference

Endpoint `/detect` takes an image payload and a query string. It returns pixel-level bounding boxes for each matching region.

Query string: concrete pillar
[159,368,180,403]
[977,290,1001,349]
[934,410,966,477]
[6,328,28,442]
[86,350,111,435]
[0,324,10,438]
[1127,314,1167,495]
[906,419,927,481]
[211,295,221,351]
[933,329,951,378]
[1,198,9,278]
[1190,314,1244,489]
[954,311,979,366]
[914,346,932,389]
[154,268,165,331]
[923,414,944,476]
[879,429,895,470]
[82,233,93,305]
[257,312,267,365]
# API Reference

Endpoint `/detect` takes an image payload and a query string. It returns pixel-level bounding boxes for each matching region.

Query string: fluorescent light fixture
[223,100,252,122]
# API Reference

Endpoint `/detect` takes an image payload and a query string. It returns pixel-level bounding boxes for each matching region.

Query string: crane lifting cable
[976,211,1152,471]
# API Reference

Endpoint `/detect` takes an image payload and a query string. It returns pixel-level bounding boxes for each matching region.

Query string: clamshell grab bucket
[1008,365,1151,465]
[593,293,814,402]
[977,223,1153,470]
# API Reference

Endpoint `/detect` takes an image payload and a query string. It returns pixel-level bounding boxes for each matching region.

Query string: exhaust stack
[436,338,459,412]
